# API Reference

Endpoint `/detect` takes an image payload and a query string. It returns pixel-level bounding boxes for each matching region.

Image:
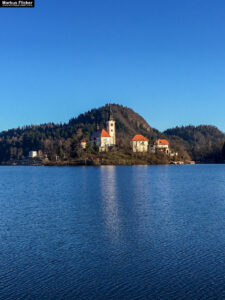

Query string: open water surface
[1,165,225,299]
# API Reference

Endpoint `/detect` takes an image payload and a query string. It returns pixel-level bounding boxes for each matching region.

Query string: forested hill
[0,104,160,162]
[68,104,160,145]
[0,104,225,163]
[164,125,225,162]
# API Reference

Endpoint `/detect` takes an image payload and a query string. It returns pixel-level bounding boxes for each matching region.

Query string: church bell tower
[106,105,116,145]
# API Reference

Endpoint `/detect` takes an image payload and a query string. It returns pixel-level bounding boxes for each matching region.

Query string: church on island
[80,106,176,156]
[90,108,116,152]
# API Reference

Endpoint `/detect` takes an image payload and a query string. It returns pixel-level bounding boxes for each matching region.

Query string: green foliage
[164,125,225,162]
[0,104,160,163]
[0,105,224,164]
[222,143,225,161]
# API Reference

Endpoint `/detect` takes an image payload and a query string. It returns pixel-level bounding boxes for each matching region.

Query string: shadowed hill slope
[68,104,160,146]
[0,104,160,162]
[0,105,224,163]
[164,125,225,162]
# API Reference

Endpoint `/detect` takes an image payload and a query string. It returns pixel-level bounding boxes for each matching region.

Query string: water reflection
[100,166,120,241]
[127,166,175,242]
[2,166,225,299]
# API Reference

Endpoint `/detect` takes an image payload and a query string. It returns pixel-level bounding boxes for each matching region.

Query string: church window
[111,124,113,126]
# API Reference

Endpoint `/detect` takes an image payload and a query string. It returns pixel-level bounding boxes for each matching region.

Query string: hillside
[0,104,225,164]
[0,104,160,163]
[68,104,160,146]
[164,125,225,162]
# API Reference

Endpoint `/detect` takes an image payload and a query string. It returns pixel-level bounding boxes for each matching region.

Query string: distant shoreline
[1,163,224,167]
[0,161,197,167]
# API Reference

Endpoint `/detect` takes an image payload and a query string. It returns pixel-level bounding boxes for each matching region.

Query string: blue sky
[0,0,225,132]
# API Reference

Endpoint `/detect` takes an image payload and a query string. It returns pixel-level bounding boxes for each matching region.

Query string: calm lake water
[1,165,225,299]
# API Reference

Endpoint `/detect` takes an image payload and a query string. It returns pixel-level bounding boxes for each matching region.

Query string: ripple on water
[0,165,225,299]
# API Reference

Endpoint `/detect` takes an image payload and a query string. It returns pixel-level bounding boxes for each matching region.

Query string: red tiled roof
[156,139,169,145]
[91,129,111,139]
[132,134,149,142]
[100,129,111,137]
[81,138,86,143]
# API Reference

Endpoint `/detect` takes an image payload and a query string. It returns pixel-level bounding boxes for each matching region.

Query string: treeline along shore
[0,104,225,166]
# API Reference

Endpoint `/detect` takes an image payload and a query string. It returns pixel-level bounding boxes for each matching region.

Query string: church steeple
[109,104,114,121]
[106,104,116,145]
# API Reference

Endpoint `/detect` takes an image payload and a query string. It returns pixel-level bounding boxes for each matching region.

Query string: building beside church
[149,139,177,157]
[154,139,170,154]
[29,151,38,158]
[80,138,87,150]
[131,135,149,152]
[90,107,116,152]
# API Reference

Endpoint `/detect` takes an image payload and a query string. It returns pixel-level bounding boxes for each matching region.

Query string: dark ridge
[164,125,225,162]
[0,104,224,163]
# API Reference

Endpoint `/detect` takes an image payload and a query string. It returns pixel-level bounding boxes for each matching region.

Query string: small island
[0,104,224,166]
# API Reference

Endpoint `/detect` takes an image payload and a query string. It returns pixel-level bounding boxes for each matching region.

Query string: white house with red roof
[80,138,87,149]
[154,139,170,154]
[90,109,116,152]
[131,134,149,152]
[150,139,178,157]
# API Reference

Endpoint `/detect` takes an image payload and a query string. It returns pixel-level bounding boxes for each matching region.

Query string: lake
[1,165,225,299]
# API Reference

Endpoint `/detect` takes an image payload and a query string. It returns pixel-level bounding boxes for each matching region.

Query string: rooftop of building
[91,128,111,139]
[156,139,169,145]
[132,134,149,142]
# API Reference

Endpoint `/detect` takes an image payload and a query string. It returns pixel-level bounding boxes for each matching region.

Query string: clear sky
[0,0,225,132]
